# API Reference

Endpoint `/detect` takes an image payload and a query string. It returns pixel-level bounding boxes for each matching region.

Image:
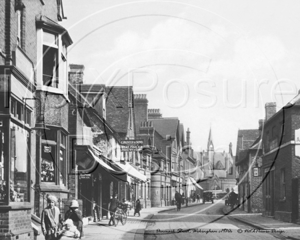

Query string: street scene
[1,0,300,240]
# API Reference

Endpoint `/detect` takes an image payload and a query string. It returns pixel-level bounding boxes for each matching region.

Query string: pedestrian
[228,188,238,209]
[58,219,80,239]
[92,201,100,222]
[175,191,182,211]
[196,194,200,203]
[108,194,119,226]
[65,200,83,238]
[41,194,62,240]
[134,199,141,217]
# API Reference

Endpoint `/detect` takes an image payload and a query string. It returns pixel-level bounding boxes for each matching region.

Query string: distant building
[201,128,237,192]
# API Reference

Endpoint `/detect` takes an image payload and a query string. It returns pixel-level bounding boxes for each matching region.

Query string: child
[59,219,80,239]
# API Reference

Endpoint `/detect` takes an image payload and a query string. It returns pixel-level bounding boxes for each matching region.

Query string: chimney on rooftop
[265,102,276,121]
[148,109,162,119]
[69,64,85,85]
[258,119,264,135]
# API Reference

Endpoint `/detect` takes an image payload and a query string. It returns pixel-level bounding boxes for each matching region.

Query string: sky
[61,0,300,154]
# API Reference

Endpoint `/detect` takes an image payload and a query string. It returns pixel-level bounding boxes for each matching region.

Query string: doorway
[264,168,274,216]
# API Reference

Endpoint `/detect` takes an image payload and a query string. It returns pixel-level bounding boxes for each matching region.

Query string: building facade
[0,0,72,238]
[262,100,300,223]
[235,123,263,213]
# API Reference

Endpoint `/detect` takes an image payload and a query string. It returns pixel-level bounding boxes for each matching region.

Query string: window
[10,97,31,124]
[43,31,59,88]
[59,133,67,186]
[16,10,22,46]
[9,124,30,202]
[0,128,6,203]
[36,17,72,95]
[41,129,68,186]
[280,168,286,199]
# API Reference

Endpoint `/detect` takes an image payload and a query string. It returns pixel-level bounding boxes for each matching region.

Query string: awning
[88,149,114,171]
[114,162,147,182]
[190,177,203,190]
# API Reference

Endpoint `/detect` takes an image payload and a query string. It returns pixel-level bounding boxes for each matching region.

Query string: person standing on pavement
[41,195,62,240]
[65,200,83,238]
[196,194,200,203]
[228,188,238,209]
[175,191,182,211]
[108,194,119,226]
[134,199,142,217]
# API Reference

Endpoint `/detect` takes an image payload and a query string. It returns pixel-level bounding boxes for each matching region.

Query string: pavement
[223,205,300,240]
[36,201,203,240]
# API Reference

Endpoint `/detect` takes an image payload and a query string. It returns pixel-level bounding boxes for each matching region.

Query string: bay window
[36,15,72,95]
[41,128,68,186]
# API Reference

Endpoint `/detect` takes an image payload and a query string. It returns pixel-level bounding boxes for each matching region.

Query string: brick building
[235,123,263,213]
[262,98,300,223]
[0,0,72,239]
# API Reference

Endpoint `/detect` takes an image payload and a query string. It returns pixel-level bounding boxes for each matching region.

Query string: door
[265,169,274,216]
[292,178,299,222]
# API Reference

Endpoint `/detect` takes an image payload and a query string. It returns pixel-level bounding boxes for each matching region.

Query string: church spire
[207,127,214,151]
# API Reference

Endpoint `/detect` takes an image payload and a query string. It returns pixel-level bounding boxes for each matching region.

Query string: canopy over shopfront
[114,162,147,182]
[190,177,203,190]
[75,146,127,182]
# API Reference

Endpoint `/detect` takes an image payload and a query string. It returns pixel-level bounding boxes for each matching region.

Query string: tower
[207,127,214,168]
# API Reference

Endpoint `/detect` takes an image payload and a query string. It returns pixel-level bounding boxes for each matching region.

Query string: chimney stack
[69,64,85,85]
[258,119,264,134]
[265,102,276,121]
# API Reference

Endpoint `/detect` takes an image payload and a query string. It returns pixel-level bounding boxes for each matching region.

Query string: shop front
[75,146,127,220]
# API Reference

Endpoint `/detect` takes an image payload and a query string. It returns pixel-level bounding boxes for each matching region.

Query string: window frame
[36,28,69,96]
[40,128,68,187]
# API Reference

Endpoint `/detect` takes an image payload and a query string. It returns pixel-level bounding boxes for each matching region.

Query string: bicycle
[113,207,127,226]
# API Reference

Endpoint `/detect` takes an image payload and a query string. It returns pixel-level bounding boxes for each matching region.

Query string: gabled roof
[105,86,134,135]
[235,129,260,165]
[151,118,179,139]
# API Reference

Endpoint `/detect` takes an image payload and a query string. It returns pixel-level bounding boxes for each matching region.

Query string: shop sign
[79,174,91,179]
[120,139,143,152]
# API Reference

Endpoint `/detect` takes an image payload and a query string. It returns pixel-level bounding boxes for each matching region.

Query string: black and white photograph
[1,0,300,239]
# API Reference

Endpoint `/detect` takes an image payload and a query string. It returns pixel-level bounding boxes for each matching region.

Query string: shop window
[41,129,67,186]
[59,132,67,186]
[41,144,56,182]
[0,129,6,203]
[9,125,30,202]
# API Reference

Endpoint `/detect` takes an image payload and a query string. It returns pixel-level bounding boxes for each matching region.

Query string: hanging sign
[253,167,259,177]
